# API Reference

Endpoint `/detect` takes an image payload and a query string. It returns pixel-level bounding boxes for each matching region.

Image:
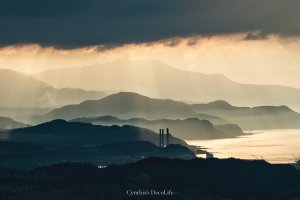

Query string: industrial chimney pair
[159,128,170,147]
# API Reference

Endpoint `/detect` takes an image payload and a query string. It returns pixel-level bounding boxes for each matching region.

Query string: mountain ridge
[192,101,300,130]
[0,116,26,129]
[36,92,227,124]
[71,115,244,139]
[0,120,195,169]
[0,68,109,109]
[32,60,300,111]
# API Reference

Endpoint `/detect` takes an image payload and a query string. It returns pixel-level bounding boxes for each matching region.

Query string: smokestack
[162,129,165,147]
[159,129,162,147]
[166,128,170,146]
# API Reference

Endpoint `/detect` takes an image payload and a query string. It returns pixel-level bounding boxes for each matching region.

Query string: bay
[186,129,300,164]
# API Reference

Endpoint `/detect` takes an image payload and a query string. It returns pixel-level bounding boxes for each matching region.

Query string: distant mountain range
[37,92,227,124]
[0,107,51,123]
[0,69,109,108]
[38,92,300,130]
[0,117,26,129]
[33,60,300,112]
[0,120,194,169]
[192,100,300,130]
[71,116,243,139]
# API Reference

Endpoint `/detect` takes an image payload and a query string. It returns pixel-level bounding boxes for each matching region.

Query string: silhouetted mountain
[30,162,100,180]
[1,119,188,146]
[0,141,44,153]
[0,69,109,108]
[215,124,243,135]
[193,101,300,130]
[0,165,20,177]
[2,158,300,200]
[0,107,51,123]
[0,120,195,169]
[0,117,26,129]
[154,144,196,159]
[33,60,300,112]
[0,140,195,170]
[194,100,237,110]
[84,142,195,163]
[71,116,243,139]
[38,92,227,124]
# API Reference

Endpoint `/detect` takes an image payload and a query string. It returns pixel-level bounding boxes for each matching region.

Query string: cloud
[244,31,268,40]
[0,0,300,49]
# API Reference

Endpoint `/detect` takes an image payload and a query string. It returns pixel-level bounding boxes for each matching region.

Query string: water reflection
[186,129,300,164]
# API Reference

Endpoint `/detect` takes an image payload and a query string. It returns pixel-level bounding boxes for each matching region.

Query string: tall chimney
[159,129,162,147]
[166,128,170,146]
[162,129,165,147]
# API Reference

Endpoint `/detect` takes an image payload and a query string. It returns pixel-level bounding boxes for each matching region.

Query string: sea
[185,129,300,164]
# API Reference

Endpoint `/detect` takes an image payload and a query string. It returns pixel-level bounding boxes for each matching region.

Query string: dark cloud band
[0,0,299,49]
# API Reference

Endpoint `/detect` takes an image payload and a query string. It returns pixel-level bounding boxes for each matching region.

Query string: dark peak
[192,100,234,109]
[70,116,121,123]
[0,116,18,122]
[96,115,120,120]
[32,119,69,128]
[42,119,68,125]
[185,118,211,124]
[253,105,295,112]
[207,100,233,107]
[80,91,152,105]
[107,91,150,99]
[278,105,294,112]
[184,117,200,122]
[106,92,190,105]
[84,115,120,121]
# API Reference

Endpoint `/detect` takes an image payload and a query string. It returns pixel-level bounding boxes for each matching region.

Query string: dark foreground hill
[1,158,300,200]
[0,119,187,147]
[0,120,195,169]
[71,116,243,139]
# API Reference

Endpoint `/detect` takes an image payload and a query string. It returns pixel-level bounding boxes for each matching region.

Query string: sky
[1,0,300,88]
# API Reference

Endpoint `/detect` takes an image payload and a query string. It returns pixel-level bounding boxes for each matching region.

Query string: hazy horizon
[2,1,300,199]
[1,34,300,89]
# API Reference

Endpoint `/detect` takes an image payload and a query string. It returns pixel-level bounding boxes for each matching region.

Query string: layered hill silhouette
[33,60,300,111]
[38,92,226,124]
[0,107,51,123]
[71,116,243,139]
[0,120,195,169]
[193,100,300,130]
[2,158,300,200]
[36,92,300,131]
[0,119,187,147]
[0,117,26,129]
[0,140,195,170]
[0,69,109,108]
